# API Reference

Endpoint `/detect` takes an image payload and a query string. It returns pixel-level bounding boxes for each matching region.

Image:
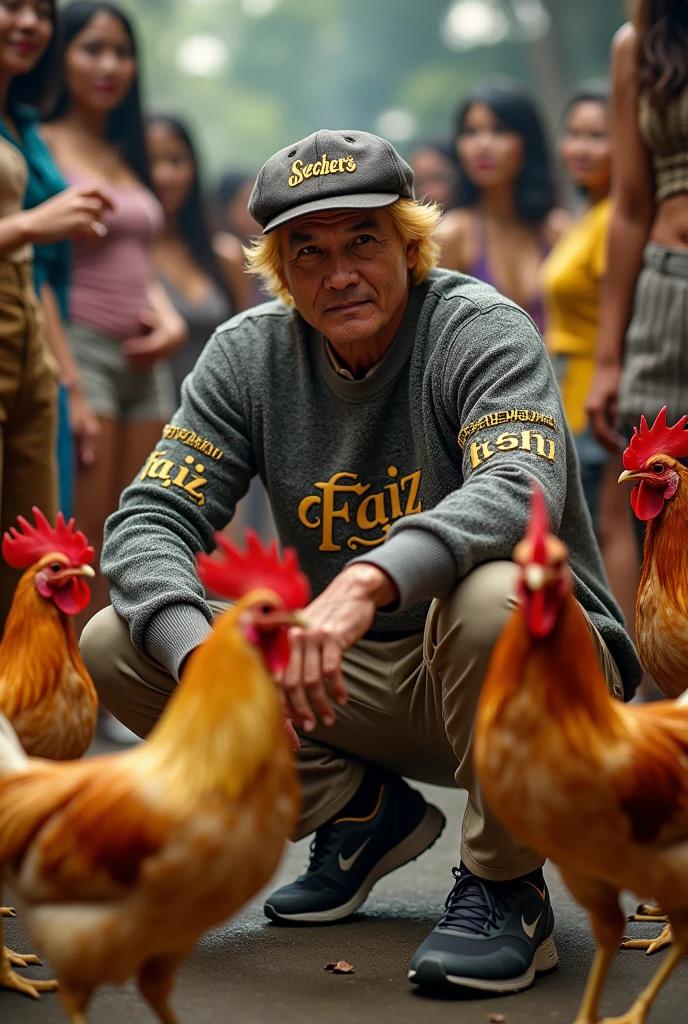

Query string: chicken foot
[599,940,685,1024]
[621,923,672,955]
[0,943,57,1000]
[0,907,16,917]
[6,948,41,967]
[621,903,672,953]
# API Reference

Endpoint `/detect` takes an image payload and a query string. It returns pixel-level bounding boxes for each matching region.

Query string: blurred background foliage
[86,0,627,177]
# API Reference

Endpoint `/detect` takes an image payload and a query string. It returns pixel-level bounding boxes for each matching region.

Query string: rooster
[0,531,303,1021]
[0,508,98,995]
[618,406,688,702]
[616,408,688,955]
[1,507,98,760]
[475,485,688,1024]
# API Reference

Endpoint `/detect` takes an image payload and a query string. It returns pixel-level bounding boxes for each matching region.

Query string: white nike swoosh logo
[338,837,372,872]
[522,911,543,939]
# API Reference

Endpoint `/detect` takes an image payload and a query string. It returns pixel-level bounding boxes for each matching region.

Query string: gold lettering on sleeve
[457,410,557,450]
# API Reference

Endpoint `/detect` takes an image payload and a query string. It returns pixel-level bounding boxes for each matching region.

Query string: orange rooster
[0,508,98,760]
[0,508,98,995]
[616,408,688,955]
[475,485,688,1024]
[0,531,303,1022]
[618,407,688,702]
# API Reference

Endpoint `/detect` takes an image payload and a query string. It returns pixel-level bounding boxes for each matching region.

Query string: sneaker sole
[408,933,558,994]
[264,802,446,924]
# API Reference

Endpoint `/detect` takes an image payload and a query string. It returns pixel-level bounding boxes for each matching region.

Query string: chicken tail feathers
[0,712,28,775]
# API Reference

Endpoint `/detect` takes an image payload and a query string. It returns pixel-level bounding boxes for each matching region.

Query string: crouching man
[81,130,640,995]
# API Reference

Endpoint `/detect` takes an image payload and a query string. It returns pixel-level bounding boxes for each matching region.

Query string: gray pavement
[1,775,684,1024]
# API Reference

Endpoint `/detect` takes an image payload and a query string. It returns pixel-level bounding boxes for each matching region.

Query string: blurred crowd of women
[0,0,684,705]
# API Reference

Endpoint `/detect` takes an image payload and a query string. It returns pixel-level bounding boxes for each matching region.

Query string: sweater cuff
[144,603,213,681]
[349,528,457,611]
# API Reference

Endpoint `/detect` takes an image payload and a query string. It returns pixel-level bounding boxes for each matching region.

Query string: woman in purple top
[437,79,568,334]
[42,1,185,622]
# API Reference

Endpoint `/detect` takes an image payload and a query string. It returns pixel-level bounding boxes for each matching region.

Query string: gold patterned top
[0,135,32,262]
[639,88,688,203]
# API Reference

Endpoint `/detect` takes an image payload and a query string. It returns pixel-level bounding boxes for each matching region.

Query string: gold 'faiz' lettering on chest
[469,430,556,468]
[140,451,208,506]
[288,154,357,187]
[297,466,422,552]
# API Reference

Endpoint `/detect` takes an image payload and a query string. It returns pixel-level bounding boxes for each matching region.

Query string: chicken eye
[49,561,63,573]
[652,463,664,475]
[259,603,273,614]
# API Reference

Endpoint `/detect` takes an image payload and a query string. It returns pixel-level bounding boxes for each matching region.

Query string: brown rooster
[0,531,303,1022]
[617,408,688,954]
[475,485,688,1024]
[0,508,98,996]
[618,406,688,701]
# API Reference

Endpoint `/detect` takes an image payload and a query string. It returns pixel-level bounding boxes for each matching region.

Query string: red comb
[2,508,94,570]
[623,407,688,470]
[197,530,311,609]
[526,482,549,565]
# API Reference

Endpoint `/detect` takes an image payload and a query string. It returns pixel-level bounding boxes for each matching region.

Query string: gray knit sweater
[102,268,641,697]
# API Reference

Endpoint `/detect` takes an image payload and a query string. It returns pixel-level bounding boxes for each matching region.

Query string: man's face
[279,208,419,346]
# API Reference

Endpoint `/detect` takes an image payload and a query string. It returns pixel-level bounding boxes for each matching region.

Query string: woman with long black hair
[437,79,567,334]
[42,0,185,622]
[145,114,235,401]
[587,0,688,459]
[0,0,112,632]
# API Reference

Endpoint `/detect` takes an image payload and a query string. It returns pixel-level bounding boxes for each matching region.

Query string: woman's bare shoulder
[613,21,637,55]
[435,208,473,270]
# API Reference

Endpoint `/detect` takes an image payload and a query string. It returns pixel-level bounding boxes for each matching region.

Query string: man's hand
[276,563,398,734]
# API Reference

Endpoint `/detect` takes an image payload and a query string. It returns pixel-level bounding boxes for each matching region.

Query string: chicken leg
[138,954,182,1024]
[599,940,685,1024]
[58,983,92,1024]
[573,942,618,1024]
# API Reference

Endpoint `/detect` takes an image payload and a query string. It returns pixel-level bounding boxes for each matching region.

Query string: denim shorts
[69,321,175,423]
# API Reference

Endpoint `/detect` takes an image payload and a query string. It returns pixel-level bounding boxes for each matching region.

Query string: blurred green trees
[96,0,626,177]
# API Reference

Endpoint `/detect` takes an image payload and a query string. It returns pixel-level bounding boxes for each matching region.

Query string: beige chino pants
[81,560,622,881]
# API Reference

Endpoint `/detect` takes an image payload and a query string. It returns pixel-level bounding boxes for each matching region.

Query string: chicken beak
[523,563,549,591]
[68,564,96,579]
[618,468,653,485]
[292,612,310,629]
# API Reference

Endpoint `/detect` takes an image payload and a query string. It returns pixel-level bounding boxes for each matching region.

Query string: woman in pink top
[42,1,185,621]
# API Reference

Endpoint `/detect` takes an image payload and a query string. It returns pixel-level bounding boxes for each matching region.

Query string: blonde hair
[244,197,442,306]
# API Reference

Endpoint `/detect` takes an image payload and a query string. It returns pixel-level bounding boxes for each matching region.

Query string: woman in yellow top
[543,81,639,632]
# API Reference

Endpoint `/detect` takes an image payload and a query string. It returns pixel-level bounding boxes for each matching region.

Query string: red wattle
[634,480,665,521]
[53,578,90,615]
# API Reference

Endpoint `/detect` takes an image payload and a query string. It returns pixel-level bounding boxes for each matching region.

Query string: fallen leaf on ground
[325,960,355,974]
[488,1015,507,1023]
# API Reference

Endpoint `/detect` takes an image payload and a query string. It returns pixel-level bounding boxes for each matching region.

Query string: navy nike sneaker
[264,771,445,924]
[408,864,558,992]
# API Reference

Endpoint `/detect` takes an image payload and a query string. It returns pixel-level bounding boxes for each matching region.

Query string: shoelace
[305,823,342,874]
[439,866,515,935]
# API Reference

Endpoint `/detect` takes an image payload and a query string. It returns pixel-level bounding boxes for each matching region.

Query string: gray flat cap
[249,129,415,234]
